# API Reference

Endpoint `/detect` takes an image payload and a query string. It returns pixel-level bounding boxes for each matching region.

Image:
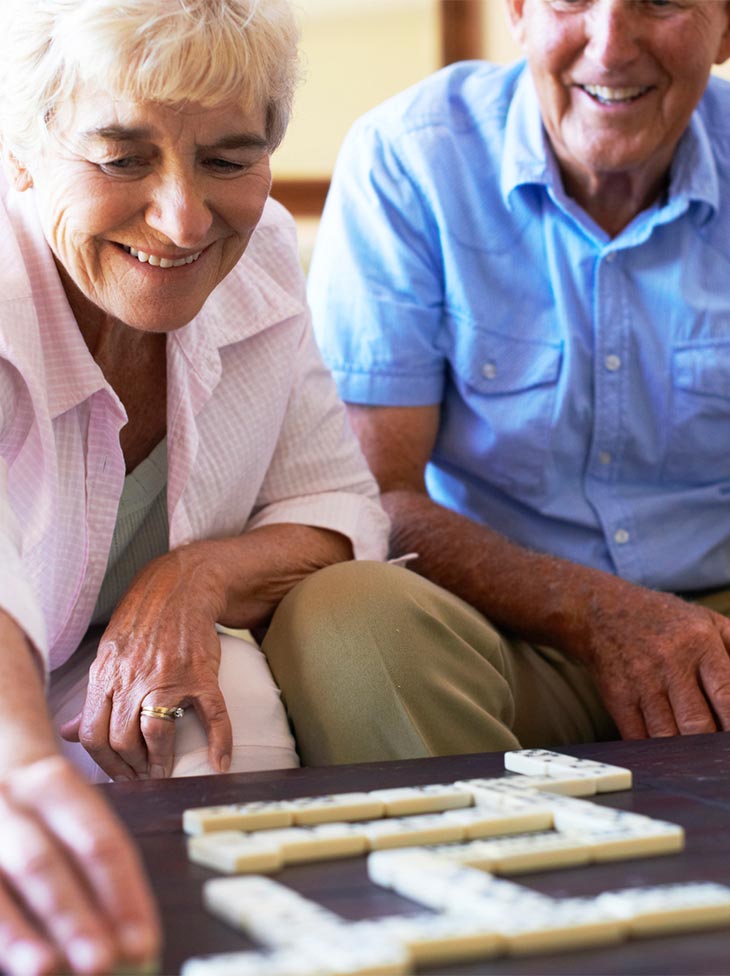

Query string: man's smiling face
[506,0,730,193]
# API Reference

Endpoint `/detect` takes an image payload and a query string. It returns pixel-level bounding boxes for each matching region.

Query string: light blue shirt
[308,61,730,593]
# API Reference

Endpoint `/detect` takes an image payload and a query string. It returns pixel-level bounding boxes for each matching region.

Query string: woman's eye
[204,157,246,173]
[99,156,148,174]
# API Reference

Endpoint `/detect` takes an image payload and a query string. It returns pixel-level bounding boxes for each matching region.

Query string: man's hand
[60,546,231,781]
[0,756,160,976]
[346,403,730,743]
[580,583,730,739]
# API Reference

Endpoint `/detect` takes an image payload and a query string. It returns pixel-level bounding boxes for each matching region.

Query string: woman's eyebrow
[79,126,269,149]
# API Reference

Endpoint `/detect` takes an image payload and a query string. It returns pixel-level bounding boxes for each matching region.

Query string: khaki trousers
[263,561,618,766]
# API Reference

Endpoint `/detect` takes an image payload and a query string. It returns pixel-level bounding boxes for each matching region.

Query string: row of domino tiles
[186,752,680,875]
[183,866,730,975]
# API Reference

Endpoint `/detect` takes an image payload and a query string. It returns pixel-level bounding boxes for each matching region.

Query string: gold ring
[140,705,185,722]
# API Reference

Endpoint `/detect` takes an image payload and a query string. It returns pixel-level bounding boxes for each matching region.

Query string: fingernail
[150,764,166,779]
[67,937,110,972]
[220,754,231,773]
[8,942,53,976]
[114,774,132,783]
[120,922,155,959]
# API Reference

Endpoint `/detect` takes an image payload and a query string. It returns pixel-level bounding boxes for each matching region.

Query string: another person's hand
[60,548,231,781]
[581,581,730,739]
[0,755,160,976]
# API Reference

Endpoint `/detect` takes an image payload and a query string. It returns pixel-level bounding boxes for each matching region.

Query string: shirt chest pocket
[447,324,563,497]
[664,343,730,485]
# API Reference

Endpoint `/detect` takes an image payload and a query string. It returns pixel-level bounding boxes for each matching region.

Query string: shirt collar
[500,63,718,219]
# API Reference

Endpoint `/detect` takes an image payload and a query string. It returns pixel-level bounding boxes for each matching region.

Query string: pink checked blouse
[0,177,389,672]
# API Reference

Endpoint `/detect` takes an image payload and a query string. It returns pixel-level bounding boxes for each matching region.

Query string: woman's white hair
[0,0,301,160]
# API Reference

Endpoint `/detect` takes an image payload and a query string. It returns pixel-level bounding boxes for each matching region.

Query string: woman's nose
[144,174,213,247]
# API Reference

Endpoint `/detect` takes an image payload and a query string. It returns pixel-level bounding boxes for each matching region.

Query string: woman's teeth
[123,245,202,268]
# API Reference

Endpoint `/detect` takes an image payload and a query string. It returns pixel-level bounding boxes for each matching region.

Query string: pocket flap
[673,343,730,399]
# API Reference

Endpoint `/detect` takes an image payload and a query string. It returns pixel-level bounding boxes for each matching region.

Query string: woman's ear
[2,149,33,191]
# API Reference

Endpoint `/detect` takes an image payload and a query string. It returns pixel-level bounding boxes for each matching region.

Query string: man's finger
[641,693,680,738]
[699,655,730,731]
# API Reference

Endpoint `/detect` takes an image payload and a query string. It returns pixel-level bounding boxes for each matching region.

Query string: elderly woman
[0,0,388,972]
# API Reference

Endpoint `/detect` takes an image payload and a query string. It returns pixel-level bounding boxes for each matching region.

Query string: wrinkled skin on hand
[0,756,159,976]
[582,583,730,739]
[61,548,232,780]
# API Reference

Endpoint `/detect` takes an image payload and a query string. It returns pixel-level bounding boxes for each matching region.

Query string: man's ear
[2,148,33,191]
[716,2,730,66]
[504,0,528,48]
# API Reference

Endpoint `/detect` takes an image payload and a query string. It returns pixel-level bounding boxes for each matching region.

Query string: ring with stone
[140,705,185,722]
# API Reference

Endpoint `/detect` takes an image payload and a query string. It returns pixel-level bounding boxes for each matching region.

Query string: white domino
[436,804,553,839]
[182,948,317,976]
[368,784,473,816]
[505,750,632,792]
[598,882,730,937]
[368,913,503,966]
[429,830,593,874]
[252,823,368,864]
[187,831,282,874]
[362,812,464,850]
[183,800,293,835]
[496,897,626,955]
[203,876,346,946]
[282,792,384,825]
[455,779,555,827]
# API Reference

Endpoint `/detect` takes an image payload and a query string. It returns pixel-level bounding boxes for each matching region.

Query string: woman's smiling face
[13,93,272,333]
[506,0,730,193]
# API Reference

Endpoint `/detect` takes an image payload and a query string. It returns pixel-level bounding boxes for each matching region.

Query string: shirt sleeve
[307,117,447,407]
[245,315,391,562]
[0,454,49,672]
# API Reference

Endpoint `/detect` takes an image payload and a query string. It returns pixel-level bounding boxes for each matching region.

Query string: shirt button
[598,451,612,466]
[614,529,630,545]
[605,252,617,263]
[482,361,497,380]
[605,354,622,372]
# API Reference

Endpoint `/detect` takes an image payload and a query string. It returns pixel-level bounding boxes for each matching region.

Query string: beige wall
[273,0,440,179]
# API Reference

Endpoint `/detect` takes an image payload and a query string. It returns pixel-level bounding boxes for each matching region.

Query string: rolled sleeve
[249,320,390,562]
[308,119,446,408]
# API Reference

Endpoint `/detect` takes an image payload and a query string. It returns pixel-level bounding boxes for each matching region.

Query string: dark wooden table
[102,734,730,975]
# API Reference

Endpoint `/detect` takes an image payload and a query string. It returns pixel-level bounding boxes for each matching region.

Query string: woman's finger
[0,878,59,976]
[11,757,161,969]
[0,788,116,974]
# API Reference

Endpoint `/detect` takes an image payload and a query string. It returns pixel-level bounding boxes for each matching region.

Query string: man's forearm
[382,487,630,663]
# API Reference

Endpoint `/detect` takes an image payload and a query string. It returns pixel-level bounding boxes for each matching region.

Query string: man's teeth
[582,84,648,103]
[124,245,202,268]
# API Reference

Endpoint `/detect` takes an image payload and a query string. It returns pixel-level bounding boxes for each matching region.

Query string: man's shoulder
[351,59,526,144]
[699,75,730,158]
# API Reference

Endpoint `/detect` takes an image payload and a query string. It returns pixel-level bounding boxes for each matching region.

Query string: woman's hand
[0,755,160,976]
[60,547,232,780]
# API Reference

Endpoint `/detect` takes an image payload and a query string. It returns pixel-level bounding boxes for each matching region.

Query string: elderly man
[305,0,730,753]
